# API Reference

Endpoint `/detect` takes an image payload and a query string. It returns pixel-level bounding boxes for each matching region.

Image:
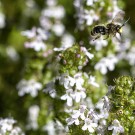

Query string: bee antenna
[121,17,130,28]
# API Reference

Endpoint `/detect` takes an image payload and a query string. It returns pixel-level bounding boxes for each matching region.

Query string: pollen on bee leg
[119,28,122,33]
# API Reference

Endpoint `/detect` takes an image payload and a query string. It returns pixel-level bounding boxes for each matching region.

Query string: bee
[91,11,130,41]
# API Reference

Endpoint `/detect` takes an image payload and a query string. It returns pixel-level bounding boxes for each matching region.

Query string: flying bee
[91,11,130,41]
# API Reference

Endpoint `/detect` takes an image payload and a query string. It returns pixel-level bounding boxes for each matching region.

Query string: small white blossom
[42,6,65,19]
[87,109,99,122]
[0,118,16,134]
[66,117,80,125]
[21,27,36,39]
[52,23,65,36]
[88,76,99,87]
[60,73,87,105]
[61,34,74,49]
[71,90,86,103]
[54,34,74,51]
[90,38,108,51]
[95,55,118,74]
[46,0,57,7]
[72,105,87,120]
[108,119,124,135]
[86,0,93,6]
[27,105,40,130]
[74,73,84,90]
[6,47,19,61]
[43,121,55,135]
[95,97,109,119]
[22,27,48,40]
[126,47,135,65]
[36,28,48,40]
[26,0,35,8]
[84,9,99,26]
[66,105,87,126]
[43,120,67,135]
[86,0,98,6]
[40,17,52,30]
[24,39,46,51]
[59,74,75,89]
[0,12,5,28]
[17,79,42,97]
[61,89,73,106]
[82,118,98,133]
[0,118,24,135]
[81,47,94,59]
[103,96,110,111]
[43,82,56,98]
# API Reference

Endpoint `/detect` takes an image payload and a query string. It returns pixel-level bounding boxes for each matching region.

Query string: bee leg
[118,32,122,37]
[93,35,100,41]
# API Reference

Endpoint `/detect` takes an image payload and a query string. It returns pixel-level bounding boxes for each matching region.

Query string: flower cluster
[17,79,42,97]
[66,96,110,134]
[95,55,118,74]
[0,118,24,135]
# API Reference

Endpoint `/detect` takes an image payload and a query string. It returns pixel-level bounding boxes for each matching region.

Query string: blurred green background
[0,0,135,134]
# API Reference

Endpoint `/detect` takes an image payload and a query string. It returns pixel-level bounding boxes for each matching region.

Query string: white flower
[24,39,46,51]
[22,27,48,41]
[22,27,48,51]
[86,0,98,6]
[90,38,108,51]
[52,23,65,36]
[103,96,110,111]
[74,0,81,8]
[36,28,48,40]
[60,73,86,105]
[40,17,52,30]
[74,73,84,90]
[43,82,56,98]
[84,9,99,26]
[95,55,118,74]
[81,47,94,59]
[46,0,57,7]
[6,47,19,61]
[21,27,36,39]
[0,118,15,134]
[66,117,80,125]
[10,126,24,135]
[54,34,74,51]
[42,6,65,19]
[82,118,98,133]
[71,90,86,103]
[59,74,75,89]
[126,47,135,65]
[0,12,5,28]
[0,118,24,135]
[27,105,40,130]
[43,121,55,135]
[108,119,124,135]
[87,109,99,122]
[61,33,74,49]
[72,105,87,120]
[88,76,99,87]
[17,79,42,97]
[61,89,73,106]
[86,0,93,6]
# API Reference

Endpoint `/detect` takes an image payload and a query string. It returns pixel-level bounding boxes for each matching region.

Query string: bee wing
[111,11,125,23]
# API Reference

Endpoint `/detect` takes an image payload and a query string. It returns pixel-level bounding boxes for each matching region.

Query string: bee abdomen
[91,26,106,36]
